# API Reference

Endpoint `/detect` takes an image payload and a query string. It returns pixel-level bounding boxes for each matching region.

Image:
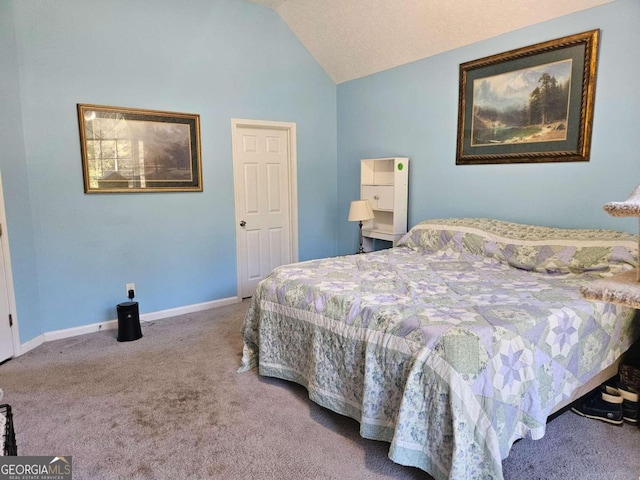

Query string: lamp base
[358,221,365,254]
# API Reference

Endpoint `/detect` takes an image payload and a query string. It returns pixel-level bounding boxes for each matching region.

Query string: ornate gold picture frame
[78,104,202,193]
[456,30,599,165]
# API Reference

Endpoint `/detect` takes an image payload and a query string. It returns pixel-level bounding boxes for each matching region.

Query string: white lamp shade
[348,200,374,222]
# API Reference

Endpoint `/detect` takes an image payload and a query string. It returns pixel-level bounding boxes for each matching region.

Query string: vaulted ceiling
[245,0,613,83]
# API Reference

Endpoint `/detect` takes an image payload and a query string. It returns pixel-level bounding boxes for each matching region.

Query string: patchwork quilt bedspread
[240,218,640,480]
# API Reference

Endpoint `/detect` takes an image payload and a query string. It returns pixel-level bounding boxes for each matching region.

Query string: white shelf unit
[359,157,409,252]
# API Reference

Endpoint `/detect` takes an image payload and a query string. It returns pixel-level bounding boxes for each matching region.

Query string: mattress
[240,218,640,479]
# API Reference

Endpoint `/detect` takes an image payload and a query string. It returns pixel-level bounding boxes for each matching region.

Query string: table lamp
[348,200,375,254]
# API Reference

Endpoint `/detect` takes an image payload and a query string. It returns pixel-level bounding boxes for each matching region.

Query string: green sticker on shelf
[397,163,403,170]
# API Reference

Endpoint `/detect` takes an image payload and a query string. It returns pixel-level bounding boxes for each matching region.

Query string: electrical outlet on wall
[126,283,135,297]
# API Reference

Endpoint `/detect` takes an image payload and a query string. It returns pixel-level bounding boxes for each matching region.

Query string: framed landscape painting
[77,104,202,193]
[456,29,599,165]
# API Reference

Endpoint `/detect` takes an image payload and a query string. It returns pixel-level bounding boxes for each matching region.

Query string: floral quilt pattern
[240,219,640,480]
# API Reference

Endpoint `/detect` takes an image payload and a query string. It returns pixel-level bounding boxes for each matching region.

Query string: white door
[0,229,14,362]
[0,172,17,362]
[232,119,298,298]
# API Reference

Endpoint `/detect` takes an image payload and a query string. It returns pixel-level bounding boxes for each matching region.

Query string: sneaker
[571,385,624,425]
[617,383,639,424]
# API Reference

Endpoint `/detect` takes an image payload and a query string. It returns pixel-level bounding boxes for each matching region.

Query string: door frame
[0,171,20,358]
[231,118,299,300]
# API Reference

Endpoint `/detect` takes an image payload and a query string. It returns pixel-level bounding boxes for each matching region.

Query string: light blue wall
[7,0,337,343]
[337,0,640,254]
[7,0,639,345]
[0,1,43,342]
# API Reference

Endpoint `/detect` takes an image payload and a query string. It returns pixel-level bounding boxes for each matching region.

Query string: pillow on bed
[398,218,638,276]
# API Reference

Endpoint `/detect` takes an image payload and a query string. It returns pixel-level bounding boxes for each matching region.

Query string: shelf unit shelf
[359,157,409,252]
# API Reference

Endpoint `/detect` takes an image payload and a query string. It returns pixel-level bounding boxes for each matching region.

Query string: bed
[239,218,640,480]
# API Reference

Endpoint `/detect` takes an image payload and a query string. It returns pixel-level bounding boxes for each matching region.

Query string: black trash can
[117,301,142,342]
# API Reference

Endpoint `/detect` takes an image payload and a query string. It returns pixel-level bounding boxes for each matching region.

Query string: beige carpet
[0,300,638,479]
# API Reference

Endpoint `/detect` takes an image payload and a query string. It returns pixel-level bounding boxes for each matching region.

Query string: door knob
[240,220,246,227]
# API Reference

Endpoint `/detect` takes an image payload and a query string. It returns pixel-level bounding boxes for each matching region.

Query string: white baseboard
[20,296,240,354]
[19,334,45,356]
[43,319,119,343]
[139,296,239,322]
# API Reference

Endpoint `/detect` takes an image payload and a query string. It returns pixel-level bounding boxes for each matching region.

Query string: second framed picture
[77,104,202,193]
[456,29,599,165]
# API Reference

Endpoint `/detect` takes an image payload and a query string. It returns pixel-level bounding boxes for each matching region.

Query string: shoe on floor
[571,385,624,425]
[617,383,639,424]
[602,378,639,424]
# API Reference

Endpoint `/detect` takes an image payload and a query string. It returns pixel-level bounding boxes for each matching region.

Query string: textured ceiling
[245,0,613,83]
